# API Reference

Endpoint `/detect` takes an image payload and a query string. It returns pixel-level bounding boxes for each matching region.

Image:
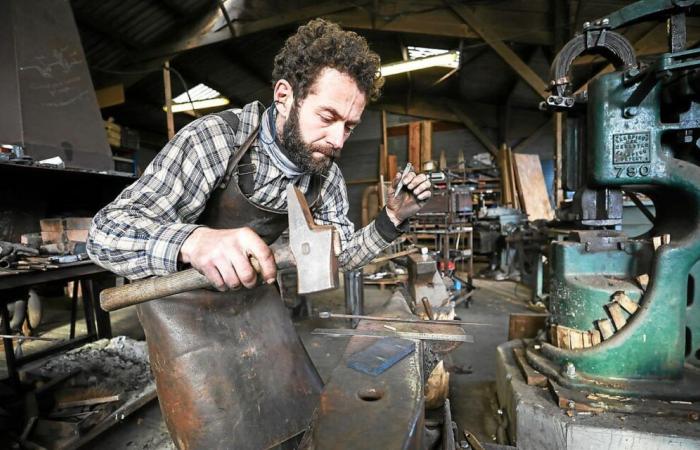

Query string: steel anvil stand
[496,1,700,449]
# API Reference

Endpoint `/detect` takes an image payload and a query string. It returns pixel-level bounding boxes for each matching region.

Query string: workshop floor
[2,277,532,449]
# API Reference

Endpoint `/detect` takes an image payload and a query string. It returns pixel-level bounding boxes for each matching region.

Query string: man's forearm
[337,208,406,271]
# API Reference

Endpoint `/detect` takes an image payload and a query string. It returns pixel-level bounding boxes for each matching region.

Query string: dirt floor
[1,276,532,449]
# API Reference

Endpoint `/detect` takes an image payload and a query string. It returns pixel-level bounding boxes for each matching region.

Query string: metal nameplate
[612,132,651,164]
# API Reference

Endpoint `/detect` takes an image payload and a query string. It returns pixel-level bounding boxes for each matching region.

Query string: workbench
[0,260,114,383]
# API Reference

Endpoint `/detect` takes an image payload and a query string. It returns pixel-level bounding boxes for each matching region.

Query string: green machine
[524,0,700,399]
[496,2,700,447]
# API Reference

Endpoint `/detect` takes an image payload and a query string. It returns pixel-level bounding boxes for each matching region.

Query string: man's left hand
[385,170,432,226]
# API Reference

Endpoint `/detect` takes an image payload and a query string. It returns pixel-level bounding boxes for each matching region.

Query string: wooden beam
[446,1,549,99]
[144,2,367,60]
[447,101,498,156]
[327,6,553,46]
[163,62,175,140]
[380,110,388,179]
[408,122,421,169]
[420,121,433,168]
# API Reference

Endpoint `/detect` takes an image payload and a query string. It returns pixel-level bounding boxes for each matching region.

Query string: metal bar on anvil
[311,328,474,343]
[318,311,492,327]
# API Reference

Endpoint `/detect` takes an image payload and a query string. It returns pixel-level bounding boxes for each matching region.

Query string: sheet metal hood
[0,0,112,171]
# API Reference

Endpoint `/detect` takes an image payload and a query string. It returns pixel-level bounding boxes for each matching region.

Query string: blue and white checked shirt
[87,101,394,280]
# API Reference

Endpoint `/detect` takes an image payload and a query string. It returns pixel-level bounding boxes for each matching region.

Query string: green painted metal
[549,241,645,332]
[544,62,700,380]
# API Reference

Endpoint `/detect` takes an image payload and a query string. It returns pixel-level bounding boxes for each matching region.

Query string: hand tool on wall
[99,184,339,311]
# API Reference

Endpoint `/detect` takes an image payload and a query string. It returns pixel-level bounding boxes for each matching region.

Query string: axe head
[286,184,340,294]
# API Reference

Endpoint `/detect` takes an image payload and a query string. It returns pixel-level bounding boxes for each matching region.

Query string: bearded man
[88,19,431,449]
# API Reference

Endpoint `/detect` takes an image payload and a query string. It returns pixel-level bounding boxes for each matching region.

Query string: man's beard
[280,105,340,175]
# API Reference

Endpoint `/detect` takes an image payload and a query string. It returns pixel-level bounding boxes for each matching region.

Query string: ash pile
[37,336,153,396]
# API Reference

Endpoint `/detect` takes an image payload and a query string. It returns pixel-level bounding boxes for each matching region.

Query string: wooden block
[508,313,548,340]
[652,235,670,250]
[41,231,65,244]
[636,274,649,290]
[65,230,88,242]
[550,325,560,347]
[590,329,602,346]
[582,332,592,348]
[556,325,571,349]
[596,319,615,340]
[569,329,584,350]
[64,217,92,230]
[613,291,639,314]
[605,302,628,330]
[513,347,547,386]
[39,218,64,233]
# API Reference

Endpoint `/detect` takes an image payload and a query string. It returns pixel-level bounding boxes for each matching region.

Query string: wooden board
[408,122,421,169]
[513,347,547,386]
[512,153,554,221]
[508,313,548,340]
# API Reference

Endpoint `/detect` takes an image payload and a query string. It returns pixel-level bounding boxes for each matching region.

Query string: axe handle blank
[100,247,294,312]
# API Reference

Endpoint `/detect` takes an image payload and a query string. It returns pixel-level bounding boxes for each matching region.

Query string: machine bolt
[602,18,609,26]
[568,400,576,409]
[459,441,470,449]
[623,107,638,118]
[626,67,640,78]
[563,362,577,379]
[583,21,591,29]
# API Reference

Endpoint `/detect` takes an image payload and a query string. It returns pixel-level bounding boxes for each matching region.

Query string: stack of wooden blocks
[39,217,92,253]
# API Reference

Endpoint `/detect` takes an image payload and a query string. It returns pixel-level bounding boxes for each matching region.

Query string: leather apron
[137,117,323,450]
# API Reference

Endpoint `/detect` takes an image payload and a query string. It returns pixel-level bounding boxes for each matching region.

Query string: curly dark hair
[272,19,383,102]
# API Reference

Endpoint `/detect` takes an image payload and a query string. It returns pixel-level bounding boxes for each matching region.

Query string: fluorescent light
[164,83,230,113]
[380,50,460,77]
[165,97,230,113]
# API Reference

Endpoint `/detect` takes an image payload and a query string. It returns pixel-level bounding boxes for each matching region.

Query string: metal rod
[625,190,655,223]
[312,328,474,343]
[0,335,60,341]
[318,311,492,327]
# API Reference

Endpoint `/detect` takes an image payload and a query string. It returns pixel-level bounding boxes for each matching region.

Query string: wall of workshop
[335,109,382,228]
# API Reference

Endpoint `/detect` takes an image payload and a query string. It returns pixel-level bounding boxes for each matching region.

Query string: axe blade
[286,184,339,294]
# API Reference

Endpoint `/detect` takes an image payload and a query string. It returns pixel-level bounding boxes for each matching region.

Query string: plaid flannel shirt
[87,101,396,280]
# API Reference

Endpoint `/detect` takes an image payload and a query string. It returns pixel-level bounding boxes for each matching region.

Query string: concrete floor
[2,276,532,449]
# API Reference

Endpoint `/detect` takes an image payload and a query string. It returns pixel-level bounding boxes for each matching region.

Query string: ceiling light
[380,50,460,77]
[164,83,231,113]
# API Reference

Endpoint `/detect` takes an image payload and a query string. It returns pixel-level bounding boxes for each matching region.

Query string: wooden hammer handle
[100,268,210,312]
[100,251,290,312]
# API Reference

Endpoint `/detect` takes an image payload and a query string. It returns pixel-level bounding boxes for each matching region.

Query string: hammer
[99,185,340,312]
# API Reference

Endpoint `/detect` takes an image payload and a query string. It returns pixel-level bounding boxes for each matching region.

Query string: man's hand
[385,169,432,226]
[179,227,276,291]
